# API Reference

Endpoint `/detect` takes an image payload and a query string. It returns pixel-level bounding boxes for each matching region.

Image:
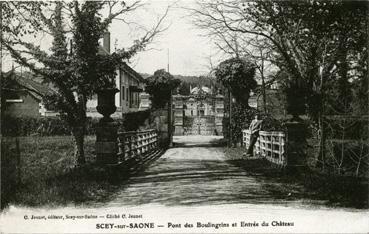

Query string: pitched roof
[98,44,144,83]
[3,71,54,101]
[191,86,212,95]
[120,62,145,83]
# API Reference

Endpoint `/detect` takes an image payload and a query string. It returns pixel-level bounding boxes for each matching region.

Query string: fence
[243,129,286,166]
[117,129,158,162]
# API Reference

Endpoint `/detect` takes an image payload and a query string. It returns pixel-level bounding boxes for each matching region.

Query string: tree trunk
[168,91,173,147]
[72,125,86,166]
[317,113,326,170]
[228,90,232,147]
[261,74,267,114]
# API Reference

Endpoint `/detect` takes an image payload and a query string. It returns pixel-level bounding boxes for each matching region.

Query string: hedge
[2,115,73,136]
[1,110,153,137]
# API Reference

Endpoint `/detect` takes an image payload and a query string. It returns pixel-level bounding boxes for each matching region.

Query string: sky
[2,0,224,77]
[109,0,222,76]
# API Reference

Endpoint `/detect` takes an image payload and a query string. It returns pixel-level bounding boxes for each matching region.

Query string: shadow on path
[103,147,325,208]
[172,135,226,148]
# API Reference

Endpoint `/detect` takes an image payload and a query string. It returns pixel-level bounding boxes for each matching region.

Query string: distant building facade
[173,86,224,136]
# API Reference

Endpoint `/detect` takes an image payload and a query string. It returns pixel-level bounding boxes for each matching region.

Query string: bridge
[102,135,321,207]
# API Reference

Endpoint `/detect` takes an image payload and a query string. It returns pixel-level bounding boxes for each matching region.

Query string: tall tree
[2,1,169,165]
[191,0,367,166]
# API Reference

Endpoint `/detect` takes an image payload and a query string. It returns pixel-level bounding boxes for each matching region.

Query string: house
[86,31,146,117]
[3,32,147,119]
[1,71,58,118]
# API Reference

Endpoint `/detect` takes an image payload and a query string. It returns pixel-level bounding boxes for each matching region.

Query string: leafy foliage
[215,58,257,107]
[0,115,127,137]
[145,69,181,109]
[283,80,309,118]
[4,1,168,165]
[223,102,257,145]
[122,110,152,131]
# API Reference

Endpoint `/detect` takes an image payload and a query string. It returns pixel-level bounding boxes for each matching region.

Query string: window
[6,99,23,103]
[126,87,129,102]
[121,86,125,100]
[5,92,23,103]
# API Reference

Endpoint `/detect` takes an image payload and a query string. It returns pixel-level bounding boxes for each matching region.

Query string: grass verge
[1,136,125,209]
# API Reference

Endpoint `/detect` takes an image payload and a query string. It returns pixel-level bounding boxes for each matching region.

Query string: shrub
[1,115,70,136]
[325,139,368,177]
[259,114,285,131]
[145,69,181,109]
[121,110,152,131]
[223,103,257,145]
[215,58,257,107]
[1,115,106,136]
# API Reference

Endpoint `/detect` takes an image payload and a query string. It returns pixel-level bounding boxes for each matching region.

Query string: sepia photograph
[0,0,368,233]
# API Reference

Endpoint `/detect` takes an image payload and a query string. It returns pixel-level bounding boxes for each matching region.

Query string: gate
[184,116,215,135]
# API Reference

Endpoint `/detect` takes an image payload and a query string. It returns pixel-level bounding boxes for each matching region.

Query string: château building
[173,86,224,136]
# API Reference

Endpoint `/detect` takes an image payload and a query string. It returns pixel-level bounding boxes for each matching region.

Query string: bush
[145,69,181,109]
[325,139,368,177]
[325,117,368,140]
[1,115,71,136]
[223,103,257,145]
[1,110,156,137]
[259,114,285,131]
[121,110,152,131]
[215,58,257,106]
[1,115,107,136]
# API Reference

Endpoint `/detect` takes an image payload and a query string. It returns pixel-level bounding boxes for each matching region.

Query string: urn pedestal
[95,88,119,165]
[285,119,307,173]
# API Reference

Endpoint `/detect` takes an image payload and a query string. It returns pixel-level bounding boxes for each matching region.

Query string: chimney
[103,31,111,54]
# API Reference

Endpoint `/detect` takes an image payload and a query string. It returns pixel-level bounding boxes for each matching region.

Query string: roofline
[120,62,145,83]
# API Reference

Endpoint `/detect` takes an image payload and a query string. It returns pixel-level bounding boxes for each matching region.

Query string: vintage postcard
[1,0,368,233]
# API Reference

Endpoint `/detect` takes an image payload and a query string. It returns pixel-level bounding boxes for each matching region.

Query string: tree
[191,0,367,167]
[214,57,257,107]
[189,8,276,113]
[145,69,180,109]
[2,1,170,166]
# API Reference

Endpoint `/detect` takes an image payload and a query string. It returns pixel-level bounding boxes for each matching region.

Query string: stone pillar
[95,88,119,165]
[96,122,118,164]
[285,119,307,172]
[215,94,224,136]
[153,109,169,148]
[173,95,184,136]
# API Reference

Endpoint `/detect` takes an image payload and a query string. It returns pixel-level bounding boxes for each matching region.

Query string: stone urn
[96,88,119,122]
[95,88,119,165]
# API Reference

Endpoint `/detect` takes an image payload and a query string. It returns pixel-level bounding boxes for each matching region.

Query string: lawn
[223,147,368,209]
[1,136,122,209]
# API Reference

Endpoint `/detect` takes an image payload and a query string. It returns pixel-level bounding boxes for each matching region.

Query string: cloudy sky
[3,0,223,76]
[109,0,222,76]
